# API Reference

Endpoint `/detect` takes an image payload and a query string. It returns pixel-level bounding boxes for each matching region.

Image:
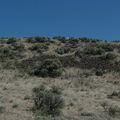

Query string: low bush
[26,36,49,43]
[7,37,17,44]
[0,47,16,59]
[29,43,49,53]
[55,47,72,55]
[97,43,114,52]
[80,37,91,42]
[33,85,64,116]
[95,69,106,76]
[52,36,66,43]
[105,53,117,60]
[0,105,5,113]
[100,52,117,61]
[0,45,24,61]
[26,37,35,43]
[9,43,25,52]
[68,37,79,45]
[101,101,119,117]
[107,90,120,99]
[0,38,7,44]
[34,58,63,77]
[80,37,100,42]
[82,47,105,55]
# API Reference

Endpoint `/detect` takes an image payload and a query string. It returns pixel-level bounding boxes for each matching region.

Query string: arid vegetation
[0,37,120,120]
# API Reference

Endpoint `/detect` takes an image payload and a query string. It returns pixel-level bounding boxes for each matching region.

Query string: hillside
[0,37,120,120]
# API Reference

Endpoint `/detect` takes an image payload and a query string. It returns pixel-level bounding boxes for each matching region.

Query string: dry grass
[0,38,120,120]
[0,68,120,120]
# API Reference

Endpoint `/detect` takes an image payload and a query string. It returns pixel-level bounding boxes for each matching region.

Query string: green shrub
[83,47,105,55]
[0,105,5,113]
[101,102,119,116]
[33,85,64,116]
[52,36,66,43]
[9,43,25,52]
[100,53,117,61]
[26,37,35,43]
[34,37,50,43]
[108,106,117,116]
[105,53,117,60]
[95,69,106,76]
[34,59,63,77]
[7,38,17,44]
[0,38,7,44]
[27,36,49,43]
[0,45,24,61]
[68,37,79,45]
[97,44,114,52]
[0,47,15,59]
[29,43,49,53]
[80,37,91,42]
[55,47,71,55]
[80,37,100,42]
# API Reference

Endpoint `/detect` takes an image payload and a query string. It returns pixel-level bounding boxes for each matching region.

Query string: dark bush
[26,37,35,43]
[7,38,17,44]
[26,36,49,43]
[68,37,79,45]
[100,52,117,61]
[33,85,64,116]
[82,47,105,55]
[0,46,24,61]
[9,43,25,52]
[29,43,49,53]
[95,69,106,76]
[80,37,91,42]
[0,38,7,44]
[55,47,71,55]
[34,59,63,77]
[97,44,114,52]
[107,90,120,99]
[52,36,66,43]
[0,47,16,59]
[34,36,50,43]
[80,37,100,42]
[105,53,117,60]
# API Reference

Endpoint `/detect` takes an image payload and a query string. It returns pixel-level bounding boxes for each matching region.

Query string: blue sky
[0,0,120,40]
